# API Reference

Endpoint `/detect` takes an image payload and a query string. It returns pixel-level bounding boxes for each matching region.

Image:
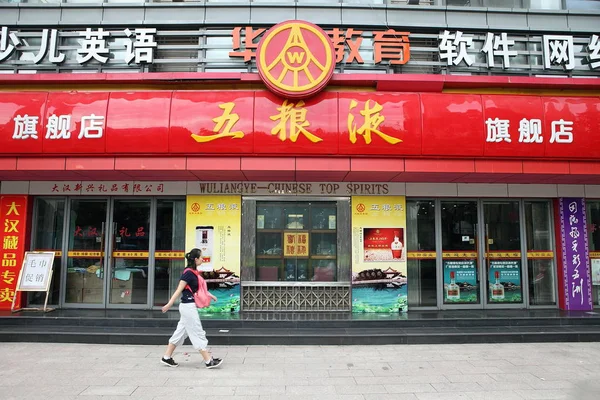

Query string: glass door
[31,198,65,306]
[108,199,151,307]
[482,201,524,307]
[65,199,108,306]
[441,200,480,307]
[525,200,556,306]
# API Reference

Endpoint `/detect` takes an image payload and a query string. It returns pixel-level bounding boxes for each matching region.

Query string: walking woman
[161,248,223,369]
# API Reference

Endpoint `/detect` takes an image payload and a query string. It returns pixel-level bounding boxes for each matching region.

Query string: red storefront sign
[0,196,28,310]
[1,91,599,160]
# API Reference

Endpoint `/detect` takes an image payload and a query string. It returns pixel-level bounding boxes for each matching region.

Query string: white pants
[168,302,209,351]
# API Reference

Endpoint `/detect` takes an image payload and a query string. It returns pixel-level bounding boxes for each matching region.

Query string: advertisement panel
[0,196,29,311]
[186,195,241,313]
[488,260,523,303]
[443,260,478,304]
[351,196,407,313]
[558,198,593,311]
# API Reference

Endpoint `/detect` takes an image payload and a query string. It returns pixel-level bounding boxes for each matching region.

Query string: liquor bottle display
[391,231,403,259]
[491,270,505,300]
[446,271,460,300]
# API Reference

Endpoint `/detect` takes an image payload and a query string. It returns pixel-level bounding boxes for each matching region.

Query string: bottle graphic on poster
[391,231,403,259]
[446,271,461,300]
[491,270,505,300]
[195,226,214,272]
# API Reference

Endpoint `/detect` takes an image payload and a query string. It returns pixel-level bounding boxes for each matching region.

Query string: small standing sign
[11,251,56,313]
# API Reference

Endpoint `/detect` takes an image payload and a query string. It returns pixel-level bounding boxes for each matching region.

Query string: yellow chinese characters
[1,270,15,285]
[0,288,14,303]
[3,236,18,250]
[6,202,20,216]
[348,100,402,145]
[270,100,322,143]
[191,102,244,143]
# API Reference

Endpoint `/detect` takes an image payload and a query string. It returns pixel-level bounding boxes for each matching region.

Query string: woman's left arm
[161,280,187,313]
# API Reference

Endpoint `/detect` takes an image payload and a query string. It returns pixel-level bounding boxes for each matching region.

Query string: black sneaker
[205,358,223,369]
[161,357,179,368]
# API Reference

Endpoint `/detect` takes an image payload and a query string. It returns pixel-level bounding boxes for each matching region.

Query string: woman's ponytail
[185,248,202,269]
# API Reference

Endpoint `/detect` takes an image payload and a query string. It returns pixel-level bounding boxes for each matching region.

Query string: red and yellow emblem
[257,20,335,99]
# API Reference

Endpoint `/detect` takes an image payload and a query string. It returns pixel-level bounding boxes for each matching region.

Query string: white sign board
[17,252,55,292]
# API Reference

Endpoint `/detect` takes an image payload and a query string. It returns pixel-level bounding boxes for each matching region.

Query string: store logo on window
[256,20,335,99]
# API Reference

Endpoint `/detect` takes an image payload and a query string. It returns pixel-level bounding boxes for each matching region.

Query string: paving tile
[79,386,137,396]
[444,374,496,384]
[234,385,286,395]
[384,383,437,393]
[364,395,419,400]
[415,394,471,400]
[335,384,388,394]
[465,391,525,400]
[514,389,572,399]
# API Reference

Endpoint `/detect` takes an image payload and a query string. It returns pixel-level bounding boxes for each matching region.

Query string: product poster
[488,260,523,303]
[186,195,241,313]
[351,196,407,313]
[443,260,478,304]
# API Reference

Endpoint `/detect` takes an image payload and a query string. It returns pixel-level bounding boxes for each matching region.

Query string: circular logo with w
[257,20,335,99]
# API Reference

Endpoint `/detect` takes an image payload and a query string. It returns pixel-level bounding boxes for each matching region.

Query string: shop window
[29,197,65,306]
[406,200,437,307]
[153,199,186,306]
[566,0,600,10]
[586,201,600,307]
[256,201,337,282]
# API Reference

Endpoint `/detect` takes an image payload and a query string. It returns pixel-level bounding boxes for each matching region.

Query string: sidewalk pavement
[1,342,600,400]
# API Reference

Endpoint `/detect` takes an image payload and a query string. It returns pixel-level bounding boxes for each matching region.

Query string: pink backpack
[183,268,211,308]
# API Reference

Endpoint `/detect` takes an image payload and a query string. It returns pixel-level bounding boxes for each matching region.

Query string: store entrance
[441,200,525,309]
[64,198,151,308]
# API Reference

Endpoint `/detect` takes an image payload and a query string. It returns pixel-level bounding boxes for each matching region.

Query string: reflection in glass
[484,202,522,304]
[525,201,556,305]
[484,202,521,251]
[407,200,436,307]
[441,201,479,305]
[110,200,150,305]
[441,201,477,251]
[67,200,107,304]
[154,200,186,306]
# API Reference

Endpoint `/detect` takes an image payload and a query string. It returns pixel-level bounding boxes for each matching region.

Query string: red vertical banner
[0,196,29,310]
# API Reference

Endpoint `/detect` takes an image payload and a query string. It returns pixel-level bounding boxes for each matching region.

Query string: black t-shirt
[180,269,199,303]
